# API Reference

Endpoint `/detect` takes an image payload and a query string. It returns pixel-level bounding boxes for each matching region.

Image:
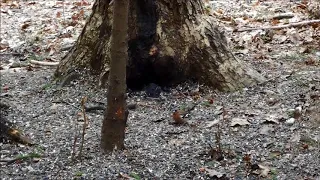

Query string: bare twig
[215,124,222,153]
[29,60,59,66]
[0,152,42,164]
[63,0,65,24]
[272,13,294,20]
[78,96,88,160]
[52,100,81,111]
[0,53,23,56]
[71,116,79,162]
[216,102,225,154]
[234,19,320,32]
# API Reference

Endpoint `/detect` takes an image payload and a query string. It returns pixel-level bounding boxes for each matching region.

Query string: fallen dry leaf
[205,168,225,178]
[206,119,219,128]
[258,164,271,177]
[259,125,274,135]
[262,115,280,124]
[230,118,250,126]
[56,11,61,18]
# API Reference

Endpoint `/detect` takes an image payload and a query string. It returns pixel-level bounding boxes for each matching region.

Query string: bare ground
[0,0,319,179]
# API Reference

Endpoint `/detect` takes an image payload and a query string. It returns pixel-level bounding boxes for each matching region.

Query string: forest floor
[0,0,319,179]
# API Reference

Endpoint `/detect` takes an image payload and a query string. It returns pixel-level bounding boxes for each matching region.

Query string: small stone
[33,158,40,162]
[266,97,278,105]
[264,90,275,95]
[49,103,58,111]
[285,118,295,125]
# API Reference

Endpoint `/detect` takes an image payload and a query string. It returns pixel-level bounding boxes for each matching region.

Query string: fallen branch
[0,53,24,56]
[0,116,33,146]
[29,60,59,66]
[85,103,138,112]
[0,152,41,164]
[234,19,320,32]
[271,13,294,20]
[0,68,25,74]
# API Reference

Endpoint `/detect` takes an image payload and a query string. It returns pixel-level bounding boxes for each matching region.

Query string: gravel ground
[1,0,319,179]
[0,57,319,179]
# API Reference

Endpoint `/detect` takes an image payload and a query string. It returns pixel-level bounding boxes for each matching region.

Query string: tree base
[55,0,265,92]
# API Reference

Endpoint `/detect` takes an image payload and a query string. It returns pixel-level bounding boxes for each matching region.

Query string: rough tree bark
[55,0,265,91]
[100,0,129,152]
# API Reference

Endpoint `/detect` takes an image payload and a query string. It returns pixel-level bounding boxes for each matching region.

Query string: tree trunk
[55,0,265,91]
[54,0,112,76]
[100,0,129,152]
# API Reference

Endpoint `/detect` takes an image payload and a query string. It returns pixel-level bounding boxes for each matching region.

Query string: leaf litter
[1,0,319,179]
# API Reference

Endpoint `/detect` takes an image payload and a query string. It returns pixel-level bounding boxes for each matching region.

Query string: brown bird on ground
[172,110,188,125]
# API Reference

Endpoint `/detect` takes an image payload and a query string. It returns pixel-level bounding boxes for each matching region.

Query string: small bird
[172,110,188,125]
